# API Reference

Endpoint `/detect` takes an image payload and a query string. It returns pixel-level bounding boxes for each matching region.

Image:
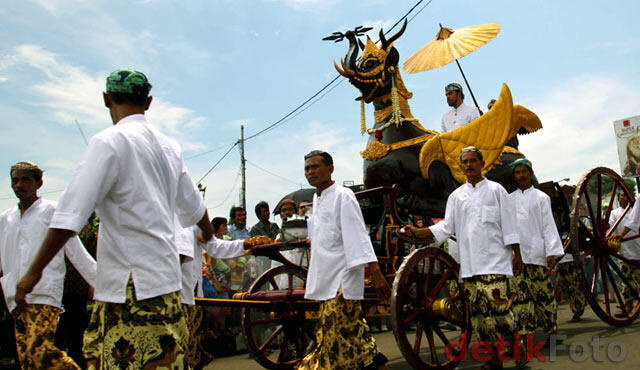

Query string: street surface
[206,300,640,369]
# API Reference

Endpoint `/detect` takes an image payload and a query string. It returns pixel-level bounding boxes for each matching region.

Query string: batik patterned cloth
[462,274,516,343]
[556,262,586,317]
[296,291,380,370]
[83,280,188,370]
[183,304,204,368]
[620,261,640,302]
[510,264,557,335]
[12,304,80,369]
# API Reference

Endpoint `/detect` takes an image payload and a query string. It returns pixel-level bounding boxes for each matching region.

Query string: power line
[193,0,433,182]
[246,159,305,187]
[195,141,238,184]
[207,166,242,210]
[74,120,89,145]
[242,0,429,142]
[185,142,235,161]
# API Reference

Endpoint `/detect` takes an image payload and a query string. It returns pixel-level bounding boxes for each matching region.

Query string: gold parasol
[403,23,500,112]
[403,23,500,73]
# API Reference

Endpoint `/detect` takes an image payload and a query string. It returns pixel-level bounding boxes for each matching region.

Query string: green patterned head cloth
[106,69,152,95]
[510,158,533,172]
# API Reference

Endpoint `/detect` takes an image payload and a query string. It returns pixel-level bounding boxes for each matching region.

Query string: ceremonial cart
[194,21,640,370]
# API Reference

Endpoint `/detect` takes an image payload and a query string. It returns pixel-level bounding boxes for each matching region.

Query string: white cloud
[518,75,640,186]
[0,44,208,151]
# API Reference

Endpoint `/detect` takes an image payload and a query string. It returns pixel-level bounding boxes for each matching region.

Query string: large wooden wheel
[241,265,317,369]
[391,246,471,369]
[571,167,640,326]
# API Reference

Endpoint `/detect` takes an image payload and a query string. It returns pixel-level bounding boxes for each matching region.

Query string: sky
[1,0,640,226]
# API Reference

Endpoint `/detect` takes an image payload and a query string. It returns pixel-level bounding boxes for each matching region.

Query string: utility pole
[240,125,247,210]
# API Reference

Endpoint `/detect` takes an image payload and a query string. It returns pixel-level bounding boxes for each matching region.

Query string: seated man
[441,83,480,133]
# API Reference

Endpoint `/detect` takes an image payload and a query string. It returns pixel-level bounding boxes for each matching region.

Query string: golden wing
[419,83,514,184]
[511,104,542,136]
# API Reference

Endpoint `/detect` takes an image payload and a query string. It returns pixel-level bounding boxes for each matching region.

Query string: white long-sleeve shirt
[441,103,480,133]
[509,187,564,267]
[50,114,206,303]
[0,198,96,312]
[610,206,640,261]
[430,178,519,278]
[305,183,378,301]
[176,226,245,305]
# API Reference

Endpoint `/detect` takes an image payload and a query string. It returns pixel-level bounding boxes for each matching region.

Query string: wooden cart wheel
[391,246,471,369]
[241,265,317,369]
[571,167,640,326]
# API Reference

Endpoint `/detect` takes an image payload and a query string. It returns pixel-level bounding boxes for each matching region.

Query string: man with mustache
[400,146,520,370]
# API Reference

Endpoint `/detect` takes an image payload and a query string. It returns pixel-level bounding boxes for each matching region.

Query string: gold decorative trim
[361,134,435,161]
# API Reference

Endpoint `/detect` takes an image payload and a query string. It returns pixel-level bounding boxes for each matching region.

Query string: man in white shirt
[400,146,520,369]
[0,161,96,369]
[296,151,390,370]
[608,192,640,316]
[15,69,214,369]
[176,222,259,368]
[507,159,564,347]
[441,83,481,133]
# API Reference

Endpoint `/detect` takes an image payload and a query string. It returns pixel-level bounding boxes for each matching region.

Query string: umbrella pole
[455,59,482,115]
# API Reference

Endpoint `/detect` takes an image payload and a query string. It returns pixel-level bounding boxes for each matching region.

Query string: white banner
[614,115,640,178]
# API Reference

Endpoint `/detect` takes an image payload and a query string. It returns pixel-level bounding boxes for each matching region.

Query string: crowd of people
[1,68,640,370]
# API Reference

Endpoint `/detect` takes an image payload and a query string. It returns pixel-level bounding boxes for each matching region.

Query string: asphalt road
[205,300,640,369]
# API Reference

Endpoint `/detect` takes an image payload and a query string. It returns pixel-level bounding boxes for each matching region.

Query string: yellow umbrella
[403,23,500,73]
[403,23,500,112]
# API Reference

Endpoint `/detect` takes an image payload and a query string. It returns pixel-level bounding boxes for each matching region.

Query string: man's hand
[369,262,391,301]
[546,256,558,270]
[397,225,435,243]
[15,270,42,307]
[511,244,524,277]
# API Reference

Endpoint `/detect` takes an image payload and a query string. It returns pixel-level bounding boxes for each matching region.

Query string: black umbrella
[273,188,316,215]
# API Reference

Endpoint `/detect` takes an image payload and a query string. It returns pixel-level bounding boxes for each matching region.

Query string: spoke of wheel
[596,174,602,227]
[268,277,279,290]
[611,204,632,235]
[430,270,452,298]
[449,291,462,302]
[580,248,595,258]
[608,258,640,302]
[583,192,600,240]
[259,325,284,352]
[600,257,611,314]
[424,257,435,297]
[425,323,440,365]
[413,320,424,354]
[591,256,600,294]
[403,310,422,327]
[288,273,294,290]
[432,324,452,349]
[604,257,627,316]
[604,181,618,227]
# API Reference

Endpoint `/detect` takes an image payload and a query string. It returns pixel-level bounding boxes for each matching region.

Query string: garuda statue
[325,21,541,213]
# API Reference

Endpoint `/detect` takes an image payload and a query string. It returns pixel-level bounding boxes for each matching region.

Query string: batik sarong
[183,303,204,368]
[510,264,557,335]
[462,274,516,344]
[296,290,384,370]
[12,304,80,369]
[83,280,188,370]
[556,262,586,317]
[620,261,640,302]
